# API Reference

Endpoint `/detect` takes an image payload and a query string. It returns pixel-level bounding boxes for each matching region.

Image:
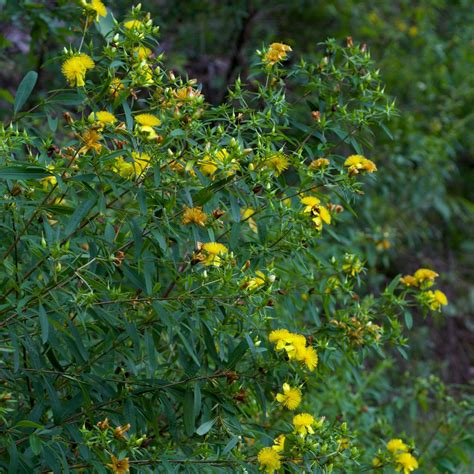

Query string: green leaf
[96,10,115,39]
[14,71,38,114]
[195,418,216,436]
[222,435,239,454]
[176,330,201,367]
[404,311,413,330]
[122,100,133,131]
[201,322,219,363]
[64,198,95,236]
[193,175,234,206]
[38,304,49,343]
[14,420,45,430]
[29,434,43,455]
[0,165,50,180]
[227,339,248,369]
[385,274,401,295]
[183,389,195,436]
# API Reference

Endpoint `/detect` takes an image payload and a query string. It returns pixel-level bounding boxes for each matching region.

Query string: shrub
[0,3,470,473]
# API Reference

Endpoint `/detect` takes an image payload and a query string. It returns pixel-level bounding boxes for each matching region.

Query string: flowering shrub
[0,3,469,473]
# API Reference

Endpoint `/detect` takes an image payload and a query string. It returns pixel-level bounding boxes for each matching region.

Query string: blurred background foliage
[0,0,473,471]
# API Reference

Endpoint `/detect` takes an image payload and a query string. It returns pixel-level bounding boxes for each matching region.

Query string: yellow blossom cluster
[263,42,292,66]
[401,268,438,288]
[400,268,448,311]
[373,438,419,474]
[268,329,318,371]
[300,196,331,231]
[122,21,155,85]
[344,154,377,175]
[61,53,95,87]
[257,412,323,472]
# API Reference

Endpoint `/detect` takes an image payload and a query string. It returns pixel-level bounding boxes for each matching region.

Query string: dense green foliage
[0,1,472,473]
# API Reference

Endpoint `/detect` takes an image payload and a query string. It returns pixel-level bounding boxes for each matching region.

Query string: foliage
[0,1,472,474]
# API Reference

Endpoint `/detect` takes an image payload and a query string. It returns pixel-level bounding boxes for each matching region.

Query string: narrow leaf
[14,71,38,114]
[64,199,95,236]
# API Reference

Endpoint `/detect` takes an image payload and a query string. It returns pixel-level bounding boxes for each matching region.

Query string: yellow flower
[387,439,409,453]
[272,435,285,453]
[372,457,382,467]
[124,19,143,30]
[264,42,292,66]
[395,452,419,474]
[413,268,438,286]
[309,158,330,170]
[134,46,152,61]
[200,242,229,267]
[199,149,236,177]
[106,455,130,474]
[199,156,218,176]
[61,54,95,87]
[135,113,161,127]
[112,152,151,179]
[113,423,131,439]
[174,86,203,103]
[280,333,307,360]
[264,153,289,175]
[182,206,208,227]
[245,271,266,291]
[89,111,117,128]
[109,78,125,98]
[257,447,281,473]
[302,346,318,371]
[269,329,291,344]
[241,208,257,233]
[276,383,302,410]
[344,154,377,175]
[424,290,448,311]
[434,289,448,306]
[400,275,418,287]
[83,0,107,21]
[135,113,161,140]
[96,417,110,430]
[293,413,315,436]
[40,165,57,189]
[78,129,102,154]
[300,196,331,231]
[301,196,321,212]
